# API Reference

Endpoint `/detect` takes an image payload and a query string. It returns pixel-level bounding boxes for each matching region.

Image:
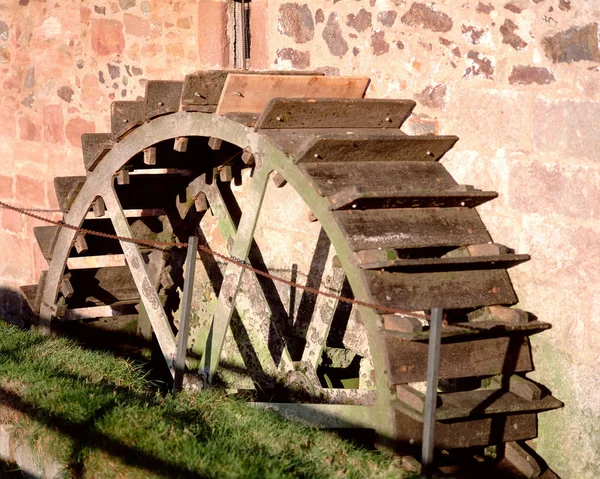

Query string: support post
[173,236,198,393]
[421,307,443,478]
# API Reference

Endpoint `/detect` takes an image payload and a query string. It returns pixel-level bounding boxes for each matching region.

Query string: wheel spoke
[201,166,277,383]
[300,246,346,370]
[102,185,177,372]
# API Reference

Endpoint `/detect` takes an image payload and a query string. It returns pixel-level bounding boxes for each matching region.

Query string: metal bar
[173,236,198,393]
[201,166,271,383]
[421,307,443,478]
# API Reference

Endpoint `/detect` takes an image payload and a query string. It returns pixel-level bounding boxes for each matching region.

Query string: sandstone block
[43,105,65,144]
[198,1,229,66]
[91,19,125,56]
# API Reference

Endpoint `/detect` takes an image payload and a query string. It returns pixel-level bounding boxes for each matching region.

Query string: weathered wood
[208,137,222,150]
[116,169,130,185]
[358,253,530,271]
[81,133,113,172]
[110,101,145,139]
[256,98,416,130]
[505,442,543,479]
[469,305,530,324]
[143,147,157,165]
[194,192,208,212]
[388,320,551,341]
[382,314,424,333]
[73,234,88,254]
[271,171,287,188]
[66,266,140,307]
[393,409,538,449]
[241,147,255,165]
[295,135,458,164]
[216,74,370,115]
[34,226,60,262]
[491,375,544,401]
[67,254,127,270]
[364,269,517,310]
[395,389,562,421]
[327,186,498,210]
[181,70,323,111]
[144,80,183,119]
[219,165,233,182]
[300,161,458,197]
[60,278,74,299]
[54,176,86,213]
[93,197,106,217]
[384,335,533,384]
[173,136,188,152]
[335,207,491,251]
[20,285,39,314]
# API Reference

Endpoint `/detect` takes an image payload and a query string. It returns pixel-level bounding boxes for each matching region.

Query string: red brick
[43,105,65,144]
[0,176,14,199]
[15,175,45,208]
[124,13,162,39]
[66,116,95,148]
[91,19,125,56]
[1,208,23,234]
[0,234,33,281]
[198,1,229,67]
[18,116,41,142]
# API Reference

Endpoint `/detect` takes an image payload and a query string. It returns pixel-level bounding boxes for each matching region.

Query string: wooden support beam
[73,234,88,254]
[219,165,233,182]
[116,169,130,185]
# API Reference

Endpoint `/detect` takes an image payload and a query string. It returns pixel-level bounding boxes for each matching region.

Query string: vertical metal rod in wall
[421,307,443,478]
[173,236,198,393]
[240,0,247,70]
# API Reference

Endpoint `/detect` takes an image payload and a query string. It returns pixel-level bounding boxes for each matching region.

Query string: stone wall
[0,1,598,477]
[261,1,599,477]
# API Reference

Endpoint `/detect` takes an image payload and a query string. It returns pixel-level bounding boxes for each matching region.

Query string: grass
[0,321,413,478]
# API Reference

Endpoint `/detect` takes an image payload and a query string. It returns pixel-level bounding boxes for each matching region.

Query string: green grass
[0,321,412,478]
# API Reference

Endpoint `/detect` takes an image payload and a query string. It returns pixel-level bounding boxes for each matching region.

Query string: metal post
[173,236,198,393]
[421,307,443,478]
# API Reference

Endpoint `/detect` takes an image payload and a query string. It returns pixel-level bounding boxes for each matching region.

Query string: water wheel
[20,71,562,477]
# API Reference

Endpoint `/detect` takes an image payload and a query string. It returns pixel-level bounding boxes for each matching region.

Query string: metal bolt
[276,116,282,122]
[235,91,244,98]
[123,118,129,123]
[426,151,435,157]
[385,295,392,301]
[314,153,321,159]
[385,117,392,122]
[194,91,201,97]
[460,201,465,206]
[158,101,164,106]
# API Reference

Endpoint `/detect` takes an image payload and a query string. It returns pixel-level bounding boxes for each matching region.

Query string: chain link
[0,199,430,319]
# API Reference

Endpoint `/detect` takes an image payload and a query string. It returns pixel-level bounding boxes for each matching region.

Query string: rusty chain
[0,199,430,319]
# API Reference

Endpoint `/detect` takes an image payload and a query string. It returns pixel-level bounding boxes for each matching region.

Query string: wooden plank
[144,80,183,120]
[393,409,538,449]
[295,135,458,164]
[54,176,86,213]
[81,133,113,172]
[110,101,145,139]
[384,335,533,384]
[67,266,140,307]
[67,254,127,269]
[395,389,562,421]
[358,253,530,271]
[34,226,60,262]
[327,187,498,210]
[256,98,415,129]
[334,207,491,251]
[215,74,370,116]
[300,161,459,197]
[181,70,323,111]
[364,269,518,310]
